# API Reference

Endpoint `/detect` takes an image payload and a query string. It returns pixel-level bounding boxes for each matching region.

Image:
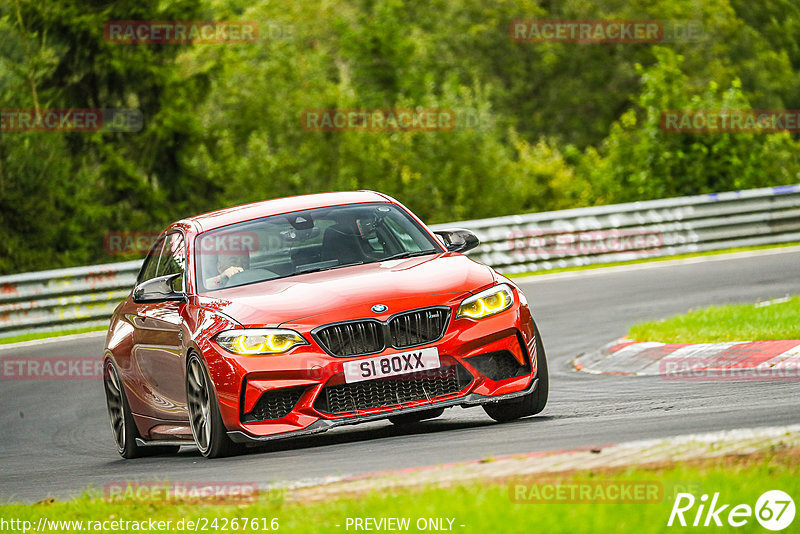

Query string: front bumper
[202,293,539,440]
[227,377,539,443]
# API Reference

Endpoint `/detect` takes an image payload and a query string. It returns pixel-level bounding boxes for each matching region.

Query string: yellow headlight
[215,329,307,355]
[457,284,515,319]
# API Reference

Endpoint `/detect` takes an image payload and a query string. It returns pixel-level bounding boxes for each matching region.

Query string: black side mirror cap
[132,273,187,304]
[433,229,480,253]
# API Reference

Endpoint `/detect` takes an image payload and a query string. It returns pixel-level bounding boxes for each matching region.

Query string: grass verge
[0,325,107,345]
[628,296,800,343]
[507,242,800,278]
[1,453,797,533]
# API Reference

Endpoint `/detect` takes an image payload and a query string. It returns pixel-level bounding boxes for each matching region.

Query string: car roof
[180,190,393,232]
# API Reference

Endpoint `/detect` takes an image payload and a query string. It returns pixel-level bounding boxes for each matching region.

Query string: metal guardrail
[430,183,800,273]
[1,184,799,339]
[0,261,142,339]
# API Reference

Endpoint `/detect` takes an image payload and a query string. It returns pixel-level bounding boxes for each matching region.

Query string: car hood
[194,252,495,328]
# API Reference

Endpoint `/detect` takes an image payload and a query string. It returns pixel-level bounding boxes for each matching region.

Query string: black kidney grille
[315,321,383,357]
[242,386,306,423]
[314,363,472,415]
[314,307,450,357]
[388,308,450,348]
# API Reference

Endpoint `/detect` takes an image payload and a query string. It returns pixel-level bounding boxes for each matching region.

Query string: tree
[578,47,800,205]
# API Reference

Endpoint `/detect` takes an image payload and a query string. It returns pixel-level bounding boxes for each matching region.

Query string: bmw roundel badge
[371,304,388,313]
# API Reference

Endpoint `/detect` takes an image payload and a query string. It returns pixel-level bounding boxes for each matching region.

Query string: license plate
[343,347,440,383]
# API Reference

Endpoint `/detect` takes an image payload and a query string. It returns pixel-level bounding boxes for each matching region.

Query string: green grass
[0,325,107,345]
[1,454,797,533]
[629,296,800,343]
[507,242,800,278]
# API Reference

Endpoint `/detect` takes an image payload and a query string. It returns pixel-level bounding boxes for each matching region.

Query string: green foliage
[1,0,799,273]
[578,47,800,204]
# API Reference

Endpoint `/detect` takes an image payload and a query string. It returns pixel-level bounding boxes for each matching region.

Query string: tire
[389,407,445,425]
[482,321,549,423]
[186,353,243,458]
[103,359,179,458]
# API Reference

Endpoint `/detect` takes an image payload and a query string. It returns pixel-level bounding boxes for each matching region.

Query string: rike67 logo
[668,490,795,530]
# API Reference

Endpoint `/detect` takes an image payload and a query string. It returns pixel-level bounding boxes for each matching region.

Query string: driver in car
[205,253,249,289]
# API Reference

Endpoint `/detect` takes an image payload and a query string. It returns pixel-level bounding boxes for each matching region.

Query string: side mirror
[433,229,480,253]
[133,273,186,304]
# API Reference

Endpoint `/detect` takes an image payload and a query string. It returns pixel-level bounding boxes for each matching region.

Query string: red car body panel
[195,253,495,327]
[103,191,541,444]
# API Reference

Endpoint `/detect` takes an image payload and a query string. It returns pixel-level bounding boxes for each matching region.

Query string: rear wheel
[482,322,549,423]
[389,407,445,425]
[186,354,243,458]
[104,359,179,458]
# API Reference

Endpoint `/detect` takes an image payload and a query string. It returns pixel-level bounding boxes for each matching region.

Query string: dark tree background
[1,0,798,273]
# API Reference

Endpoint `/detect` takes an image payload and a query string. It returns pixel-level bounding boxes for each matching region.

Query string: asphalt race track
[2,249,799,502]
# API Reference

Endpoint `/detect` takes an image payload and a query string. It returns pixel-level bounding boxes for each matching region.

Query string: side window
[137,236,166,284]
[157,233,186,291]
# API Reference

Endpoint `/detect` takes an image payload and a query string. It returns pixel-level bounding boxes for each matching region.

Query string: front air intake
[242,386,306,423]
[313,362,472,415]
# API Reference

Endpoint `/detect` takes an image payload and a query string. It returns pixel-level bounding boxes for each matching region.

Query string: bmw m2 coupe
[103,191,548,458]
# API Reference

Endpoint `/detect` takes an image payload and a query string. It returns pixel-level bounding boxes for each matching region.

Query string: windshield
[195,202,443,292]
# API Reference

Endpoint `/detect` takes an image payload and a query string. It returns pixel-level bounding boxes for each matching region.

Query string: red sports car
[103,191,548,458]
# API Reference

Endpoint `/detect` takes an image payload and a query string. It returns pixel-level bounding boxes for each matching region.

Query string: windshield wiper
[294,261,364,275]
[380,250,438,262]
[292,251,436,277]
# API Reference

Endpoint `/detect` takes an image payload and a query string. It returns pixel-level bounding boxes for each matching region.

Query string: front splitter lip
[227,376,537,444]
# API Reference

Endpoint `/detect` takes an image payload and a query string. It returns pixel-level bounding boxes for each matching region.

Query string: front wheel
[482,321,549,422]
[186,353,243,458]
